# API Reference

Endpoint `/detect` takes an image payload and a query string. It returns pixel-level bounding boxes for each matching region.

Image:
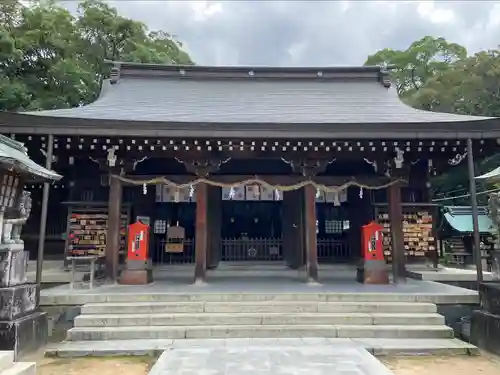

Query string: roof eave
[1,112,499,139]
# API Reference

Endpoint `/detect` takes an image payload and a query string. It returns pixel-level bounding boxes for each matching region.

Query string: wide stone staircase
[47,293,478,357]
[0,352,35,375]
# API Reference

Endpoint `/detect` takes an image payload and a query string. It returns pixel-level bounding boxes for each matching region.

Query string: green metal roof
[0,135,61,180]
[443,206,495,234]
[476,165,500,181]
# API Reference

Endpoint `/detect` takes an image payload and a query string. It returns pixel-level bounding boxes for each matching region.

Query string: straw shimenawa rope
[113,175,405,193]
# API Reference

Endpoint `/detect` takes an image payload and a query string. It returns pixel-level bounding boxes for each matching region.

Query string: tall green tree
[365,37,500,201]
[0,0,193,112]
[365,36,467,104]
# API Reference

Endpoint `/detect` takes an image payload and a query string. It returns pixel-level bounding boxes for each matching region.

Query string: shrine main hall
[0,62,499,284]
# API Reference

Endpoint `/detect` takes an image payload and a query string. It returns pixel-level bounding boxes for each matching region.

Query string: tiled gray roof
[0,135,61,180]
[25,72,491,124]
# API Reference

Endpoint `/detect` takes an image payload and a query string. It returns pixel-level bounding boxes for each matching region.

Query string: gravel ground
[36,357,153,375]
[382,353,500,375]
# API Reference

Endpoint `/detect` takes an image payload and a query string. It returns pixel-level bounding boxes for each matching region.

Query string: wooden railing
[222,237,283,261]
[150,237,351,264]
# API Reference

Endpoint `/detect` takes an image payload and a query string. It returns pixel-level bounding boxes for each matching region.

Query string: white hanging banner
[155,184,163,202]
[260,185,275,201]
[274,189,282,201]
[222,185,245,200]
[339,188,348,203]
[177,186,191,202]
[315,189,326,203]
[162,184,171,202]
[245,184,260,201]
[325,190,336,203]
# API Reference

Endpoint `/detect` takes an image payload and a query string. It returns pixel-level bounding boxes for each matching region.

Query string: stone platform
[39,274,479,306]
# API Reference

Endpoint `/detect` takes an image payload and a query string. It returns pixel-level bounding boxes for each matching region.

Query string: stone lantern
[0,135,61,359]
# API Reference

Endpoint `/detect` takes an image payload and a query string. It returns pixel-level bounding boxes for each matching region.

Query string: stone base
[119,269,153,285]
[0,284,37,320]
[0,250,29,287]
[0,243,24,252]
[479,282,500,315]
[356,263,389,284]
[470,310,500,355]
[0,310,48,360]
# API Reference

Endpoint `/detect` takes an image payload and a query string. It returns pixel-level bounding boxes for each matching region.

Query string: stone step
[0,362,36,375]
[67,324,454,341]
[42,292,479,305]
[45,338,478,358]
[81,301,437,314]
[0,352,14,373]
[74,312,445,327]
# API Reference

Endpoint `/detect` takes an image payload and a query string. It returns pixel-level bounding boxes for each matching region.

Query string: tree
[0,0,193,112]
[412,50,500,116]
[365,36,467,104]
[366,37,500,199]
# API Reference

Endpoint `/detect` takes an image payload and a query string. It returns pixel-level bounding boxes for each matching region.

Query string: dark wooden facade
[1,62,498,283]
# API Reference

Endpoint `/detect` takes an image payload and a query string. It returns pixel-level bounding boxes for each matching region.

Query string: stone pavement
[149,340,395,375]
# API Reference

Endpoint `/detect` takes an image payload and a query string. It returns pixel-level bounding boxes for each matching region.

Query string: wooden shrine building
[0,62,499,283]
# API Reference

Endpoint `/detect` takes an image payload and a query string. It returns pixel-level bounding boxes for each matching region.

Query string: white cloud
[59,0,500,66]
[417,1,457,24]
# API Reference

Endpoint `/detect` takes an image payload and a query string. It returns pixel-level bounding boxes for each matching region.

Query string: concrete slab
[407,267,494,282]
[27,261,86,284]
[0,362,36,375]
[0,351,14,372]
[147,344,395,375]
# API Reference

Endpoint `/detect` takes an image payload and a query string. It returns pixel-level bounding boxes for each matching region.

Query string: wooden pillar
[106,174,122,282]
[281,191,294,268]
[467,138,484,286]
[303,184,318,282]
[348,187,372,261]
[282,191,293,267]
[388,181,406,283]
[207,186,221,269]
[282,190,304,269]
[35,134,53,301]
[194,182,208,283]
